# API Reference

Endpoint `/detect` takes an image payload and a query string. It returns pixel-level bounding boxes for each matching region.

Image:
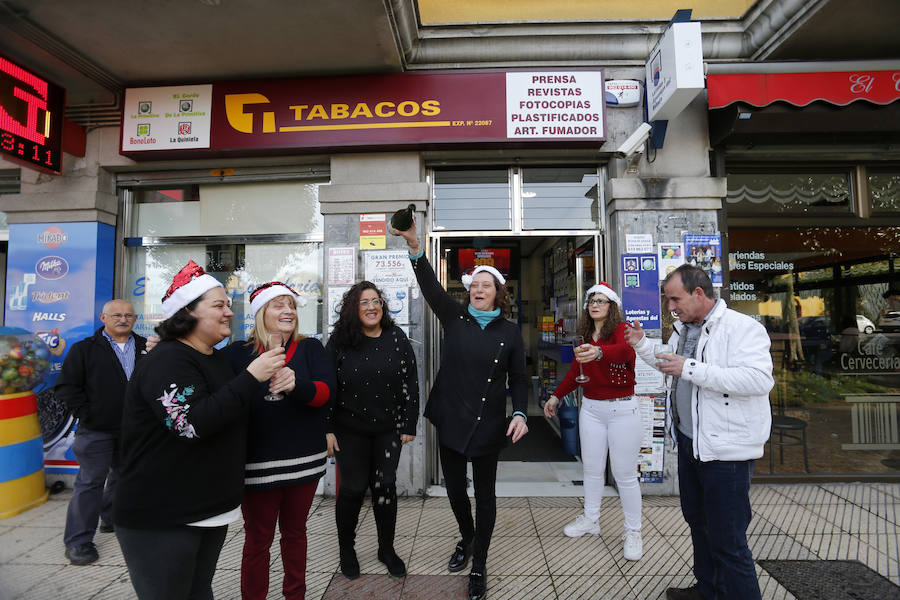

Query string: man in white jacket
[625,265,773,600]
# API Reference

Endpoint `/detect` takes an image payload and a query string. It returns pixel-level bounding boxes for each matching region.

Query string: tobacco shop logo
[137,123,151,136]
[35,328,67,357]
[37,225,67,249]
[178,122,192,135]
[138,101,152,114]
[35,255,69,280]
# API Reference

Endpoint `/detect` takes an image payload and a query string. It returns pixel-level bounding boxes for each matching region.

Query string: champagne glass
[653,343,674,364]
[264,332,285,401]
[573,335,590,384]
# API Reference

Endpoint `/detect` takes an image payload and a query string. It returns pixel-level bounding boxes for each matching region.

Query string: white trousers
[579,396,643,531]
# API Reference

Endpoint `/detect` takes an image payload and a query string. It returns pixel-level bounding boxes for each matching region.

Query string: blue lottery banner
[621,253,661,328]
[4,222,115,474]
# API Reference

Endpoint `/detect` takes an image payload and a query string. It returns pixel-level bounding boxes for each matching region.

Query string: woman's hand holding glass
[268,366,295,396]
[572,336,590,384]
[573,343,601,363]
[261,333,288,401]
[246,346,285,384]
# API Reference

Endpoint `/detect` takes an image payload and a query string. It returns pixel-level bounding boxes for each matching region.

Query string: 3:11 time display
[0,54,64,174]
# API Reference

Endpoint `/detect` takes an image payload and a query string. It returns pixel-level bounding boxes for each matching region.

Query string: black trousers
[64,426,119,547]
[440,445,500,571]
[116,524,228,600]
[334,428,402,551]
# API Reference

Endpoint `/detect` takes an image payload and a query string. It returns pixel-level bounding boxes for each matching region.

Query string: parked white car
[856,314,877,334]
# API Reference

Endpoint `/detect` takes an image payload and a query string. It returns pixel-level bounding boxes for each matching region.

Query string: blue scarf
[468,305,501,329]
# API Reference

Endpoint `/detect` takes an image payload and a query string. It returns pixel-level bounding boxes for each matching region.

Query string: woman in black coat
[394,218,528,600]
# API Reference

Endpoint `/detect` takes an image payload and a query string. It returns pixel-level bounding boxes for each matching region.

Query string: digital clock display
[1,54,64,174]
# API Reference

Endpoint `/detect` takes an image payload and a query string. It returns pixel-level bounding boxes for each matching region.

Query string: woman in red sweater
[543,282,643,561]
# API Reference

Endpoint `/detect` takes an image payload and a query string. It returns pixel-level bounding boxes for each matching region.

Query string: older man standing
[625,265,773,600]
[56,300,147,565]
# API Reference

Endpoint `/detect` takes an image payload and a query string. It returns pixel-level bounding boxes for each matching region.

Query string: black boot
[377,547,406,578]
[468,568,487,600]
[448,539,473,572]
[336,493,363,580]
[374,496,406,577]
[339,547,360,580]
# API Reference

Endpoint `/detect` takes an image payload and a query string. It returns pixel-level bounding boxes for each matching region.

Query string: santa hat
[161,260,224,318]
[584,281,621,307]
[461,265,506,290]
[249,281,307,317]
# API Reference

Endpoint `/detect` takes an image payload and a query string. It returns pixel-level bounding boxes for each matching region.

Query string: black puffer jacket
[55,328,148,432]
[411,254,527,457]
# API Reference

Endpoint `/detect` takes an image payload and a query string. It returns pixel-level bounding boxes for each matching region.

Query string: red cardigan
[552,321,636,400]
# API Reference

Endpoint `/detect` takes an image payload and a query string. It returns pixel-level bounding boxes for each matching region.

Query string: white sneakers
[563,515,643,561]
[563,514,602,537]
[623,529,643,561]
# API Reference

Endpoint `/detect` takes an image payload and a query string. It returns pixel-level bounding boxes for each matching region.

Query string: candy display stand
[0,328,52,519]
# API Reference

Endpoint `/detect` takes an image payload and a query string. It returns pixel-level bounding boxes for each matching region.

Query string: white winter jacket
[634,299,774,462]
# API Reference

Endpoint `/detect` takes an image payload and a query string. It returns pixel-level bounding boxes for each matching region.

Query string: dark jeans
[241,480,318,600]
[334,428,402,551]
[677,431,761,600]
[440,445,500,571]
[117,524,228,600]
[64,426,119,547]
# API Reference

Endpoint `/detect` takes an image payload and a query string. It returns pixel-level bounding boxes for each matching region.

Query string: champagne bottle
[390,204,416,233]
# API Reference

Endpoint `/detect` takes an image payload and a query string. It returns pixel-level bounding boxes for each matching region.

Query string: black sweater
[325,324,419,436]
[114,340,258,528]
[223,337,335,490]
[55,328,147,432]
[411,254,528,457]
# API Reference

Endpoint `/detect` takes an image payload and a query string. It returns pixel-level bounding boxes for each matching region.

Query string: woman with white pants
[544,282,643,561]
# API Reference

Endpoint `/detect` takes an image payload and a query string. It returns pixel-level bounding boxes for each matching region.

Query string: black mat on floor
[499,418,576,462]
[758,560,900,600]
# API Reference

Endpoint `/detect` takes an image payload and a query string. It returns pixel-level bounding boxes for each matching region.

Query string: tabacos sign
[121,70,607,158]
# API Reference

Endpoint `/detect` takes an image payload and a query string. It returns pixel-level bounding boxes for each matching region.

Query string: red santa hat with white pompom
[160,260,223,318]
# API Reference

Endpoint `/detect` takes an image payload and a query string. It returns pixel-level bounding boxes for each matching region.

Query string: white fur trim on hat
[161,274,223,318]
[461,265,507,290]
[249,283,305,317]
[584,282,621,307]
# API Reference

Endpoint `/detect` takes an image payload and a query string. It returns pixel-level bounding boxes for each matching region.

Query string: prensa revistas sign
[120,70,606,158]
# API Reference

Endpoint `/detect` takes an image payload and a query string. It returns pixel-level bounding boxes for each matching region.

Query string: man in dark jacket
[55,300,146,565]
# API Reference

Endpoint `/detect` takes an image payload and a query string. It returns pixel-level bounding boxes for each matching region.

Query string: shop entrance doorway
[426,233,606,495]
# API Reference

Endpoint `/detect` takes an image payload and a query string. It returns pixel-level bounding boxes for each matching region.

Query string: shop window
[433,169,511,231]
[727,171,851,215]
[521,167,599,230]
[124,179,326,339]
[727,225,899,476]
[125,242,322,340]
[130,181,323,237]
[868,169,900,213]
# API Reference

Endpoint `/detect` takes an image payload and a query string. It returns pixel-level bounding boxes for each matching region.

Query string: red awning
[707,71,900,109]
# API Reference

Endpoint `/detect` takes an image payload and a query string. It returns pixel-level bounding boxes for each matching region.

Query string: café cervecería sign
[120,70,606,157]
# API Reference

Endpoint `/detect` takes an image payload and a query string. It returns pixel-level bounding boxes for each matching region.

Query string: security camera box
[645,21,704,121]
